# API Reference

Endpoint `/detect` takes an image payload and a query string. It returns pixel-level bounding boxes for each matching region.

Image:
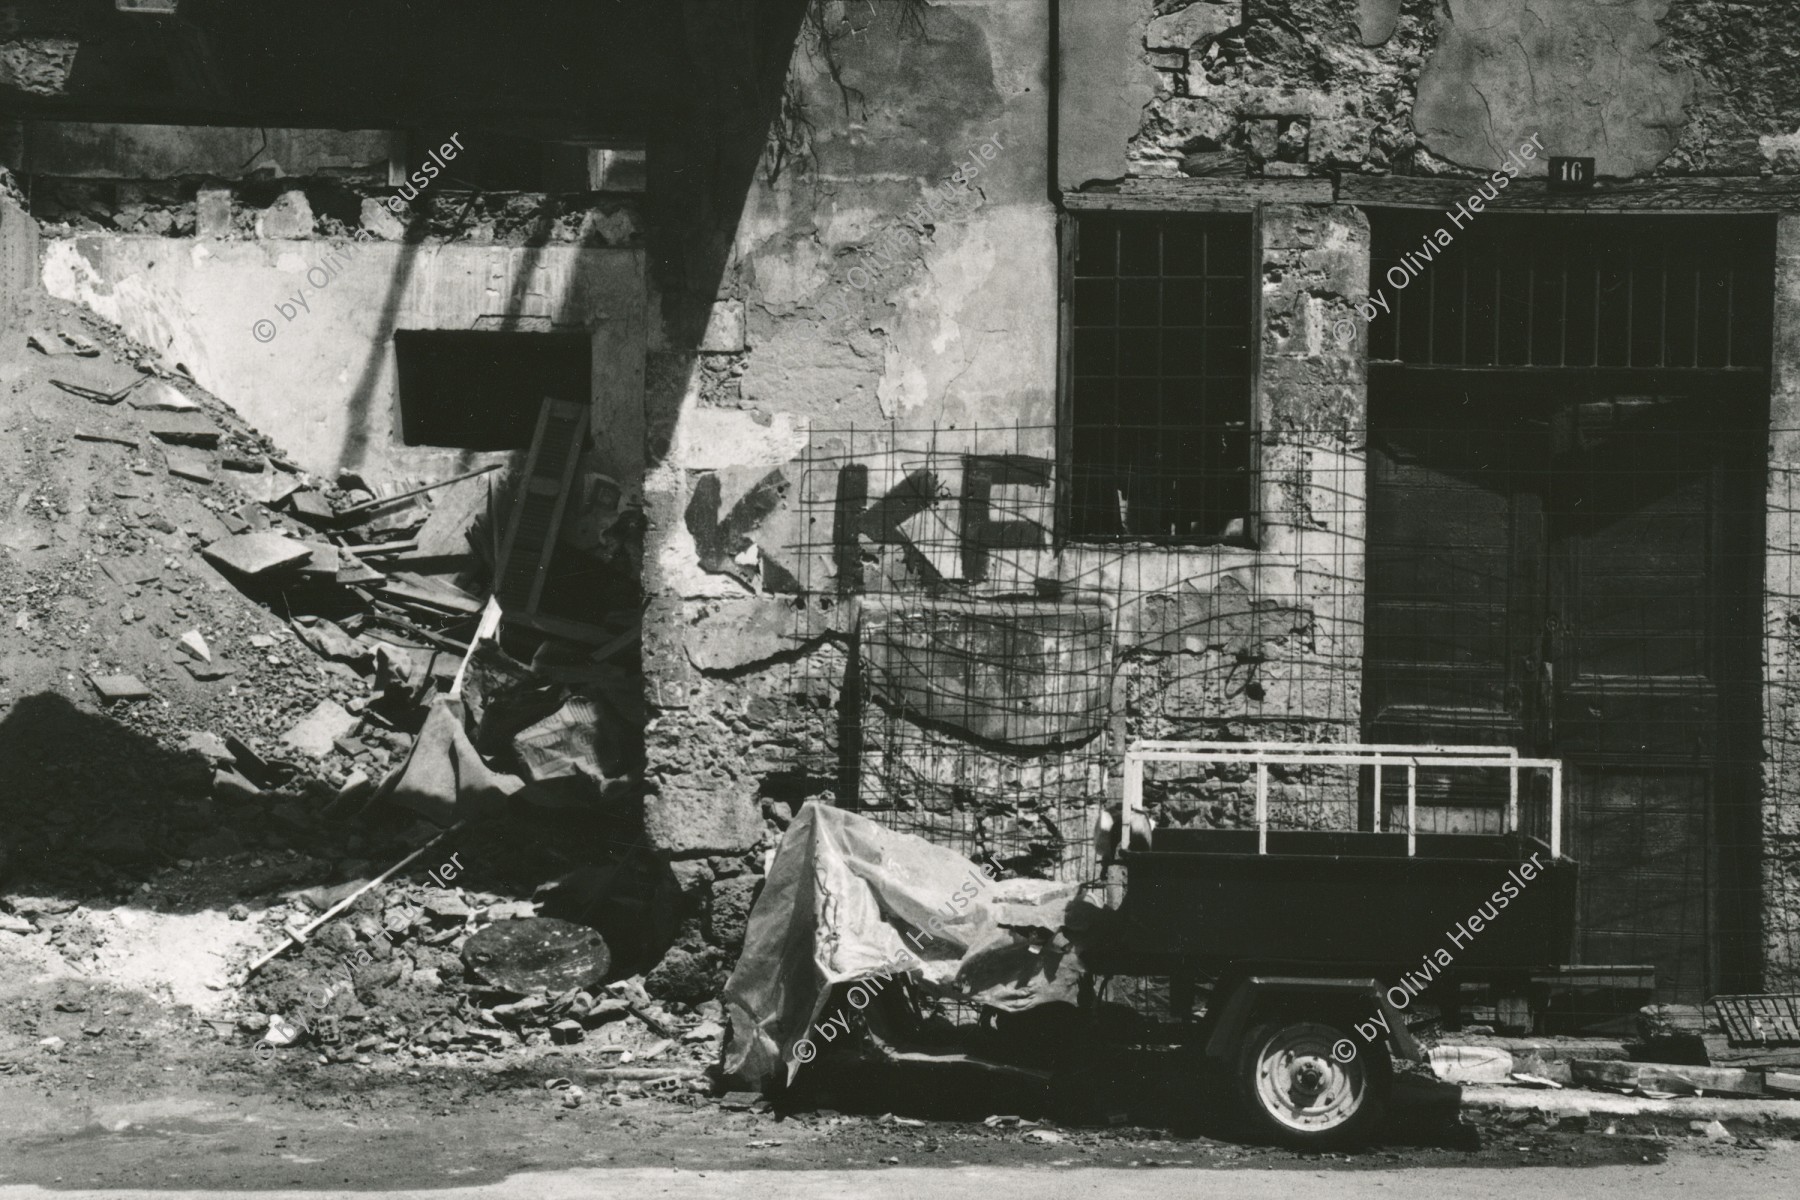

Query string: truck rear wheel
[1234,1018,1389,1148]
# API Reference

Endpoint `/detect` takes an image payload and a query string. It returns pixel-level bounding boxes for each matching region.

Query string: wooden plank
[1341,173,1800,214]
[1064,176,1332,212]
[504,608,624,648]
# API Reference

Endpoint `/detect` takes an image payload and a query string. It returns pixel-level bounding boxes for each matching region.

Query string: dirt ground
[4,965,1795,1191]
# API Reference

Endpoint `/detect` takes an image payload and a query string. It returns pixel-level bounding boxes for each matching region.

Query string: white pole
[1256,762,1268,855]
[1374,761,1384,832]
[1407,761,1417,857]
[1550,762,1563,858]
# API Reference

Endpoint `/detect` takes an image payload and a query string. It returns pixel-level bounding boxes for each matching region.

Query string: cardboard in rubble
[280,699,359,758]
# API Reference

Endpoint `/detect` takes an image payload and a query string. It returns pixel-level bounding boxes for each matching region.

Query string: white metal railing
[1120,741,1563,859]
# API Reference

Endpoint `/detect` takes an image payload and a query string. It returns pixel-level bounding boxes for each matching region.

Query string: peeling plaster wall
[642,3,1376,880]
[1057,0,1158,188]
[1131,0,1800,181]
[641,0,1062,885]
[41,235,645,488]
[1413,0,1691,178]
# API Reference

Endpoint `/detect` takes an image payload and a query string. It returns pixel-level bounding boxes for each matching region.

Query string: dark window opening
[1367,213,1775,372]
[394,331,590,450]
[1064,212,1255,544]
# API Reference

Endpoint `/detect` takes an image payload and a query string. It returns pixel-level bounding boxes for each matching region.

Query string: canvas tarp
[370,695,523,826]
[722,801,1088,1089]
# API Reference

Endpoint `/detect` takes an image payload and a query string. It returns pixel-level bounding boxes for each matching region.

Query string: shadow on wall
[328,2,819,481]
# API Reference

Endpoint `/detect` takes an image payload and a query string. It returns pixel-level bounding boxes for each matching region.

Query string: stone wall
[1764,213,1800,994]
[636,3,1384,998]
[13,121,645,487]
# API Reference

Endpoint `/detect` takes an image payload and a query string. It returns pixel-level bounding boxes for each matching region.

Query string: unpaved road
[1,968,1792,1195]
[0,1152,1792,1200]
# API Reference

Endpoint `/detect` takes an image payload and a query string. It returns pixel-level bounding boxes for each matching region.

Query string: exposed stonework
[1132,0,1437,178]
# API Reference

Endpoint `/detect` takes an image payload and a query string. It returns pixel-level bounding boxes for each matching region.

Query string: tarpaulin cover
[371,695,522,826]
[722,801,1086,1089]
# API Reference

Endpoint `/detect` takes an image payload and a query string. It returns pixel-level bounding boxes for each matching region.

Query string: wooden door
[1546,390,1762,1000]
[1365,380,1762,1001]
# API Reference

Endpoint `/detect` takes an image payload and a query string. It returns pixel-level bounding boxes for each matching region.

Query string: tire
[1233,1017,1391,1149]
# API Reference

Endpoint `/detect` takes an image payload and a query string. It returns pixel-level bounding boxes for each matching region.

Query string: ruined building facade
[6,0,1800,1008]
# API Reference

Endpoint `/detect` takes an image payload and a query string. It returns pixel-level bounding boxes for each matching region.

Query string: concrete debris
[1430,1044,1516,1084]
[1571,1058,1766,1098]
[280,699,359,758]
[202,531,313,577]
[291,617,366,662]
[142,410,223,447]
[163,444,215,482]
[177,629,212,662]
[179,731,233,762]
[211,768,261,802]
[286,489,336,526]
[129,381,201,411]
[27,328,95,356]
[297,541,340,578]
[88,673,151,702]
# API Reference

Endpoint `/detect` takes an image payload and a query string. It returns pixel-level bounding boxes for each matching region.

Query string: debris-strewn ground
[1,979,1785,1193]
[0,290,688,1083]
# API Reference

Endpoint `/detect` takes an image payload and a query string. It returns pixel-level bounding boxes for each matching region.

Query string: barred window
[1064,213,1255,543]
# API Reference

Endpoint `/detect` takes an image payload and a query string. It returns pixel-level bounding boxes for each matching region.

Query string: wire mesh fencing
[753,411,1800,1019]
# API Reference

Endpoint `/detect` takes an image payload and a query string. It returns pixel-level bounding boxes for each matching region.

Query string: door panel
[1366,381,1762,1003]
[1366,390,1543,747]
[1570,764,1713,999]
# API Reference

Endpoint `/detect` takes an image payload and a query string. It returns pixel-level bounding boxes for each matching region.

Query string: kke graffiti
[832,453,1050,587]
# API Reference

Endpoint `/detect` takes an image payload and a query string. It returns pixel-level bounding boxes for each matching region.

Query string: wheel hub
[1252,1023,1368,1133]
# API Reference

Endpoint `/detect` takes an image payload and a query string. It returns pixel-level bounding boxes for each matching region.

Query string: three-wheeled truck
[1083,741,1581,1147]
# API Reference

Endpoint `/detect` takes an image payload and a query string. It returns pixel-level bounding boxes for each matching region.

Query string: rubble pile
[240,864,722,1073]
[0,291,666,1073]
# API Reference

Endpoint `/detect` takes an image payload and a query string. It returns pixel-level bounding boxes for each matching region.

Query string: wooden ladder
[494,398,588,616]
